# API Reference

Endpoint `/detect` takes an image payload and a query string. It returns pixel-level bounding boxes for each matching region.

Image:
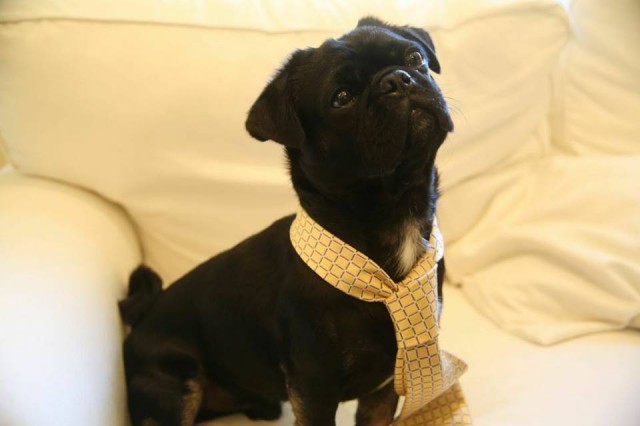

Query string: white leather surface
[551,0,640,154]
[441,285,640,426]
[200,285,640,426]
[0,0,638,424]
[0,170,141,426]
[0,0,565,32]
[441,154,640,344]
[0,0,568,286]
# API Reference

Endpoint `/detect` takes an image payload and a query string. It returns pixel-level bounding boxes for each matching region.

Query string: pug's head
[246,17,452,192]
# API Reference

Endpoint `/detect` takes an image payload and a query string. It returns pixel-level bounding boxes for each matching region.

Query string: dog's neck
[288,151,440,281]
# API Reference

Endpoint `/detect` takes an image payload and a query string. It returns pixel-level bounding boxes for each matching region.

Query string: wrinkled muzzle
[355,68,451,178]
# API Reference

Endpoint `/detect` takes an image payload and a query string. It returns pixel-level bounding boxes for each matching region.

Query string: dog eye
[331,89,355,108]
[405,51,424,68]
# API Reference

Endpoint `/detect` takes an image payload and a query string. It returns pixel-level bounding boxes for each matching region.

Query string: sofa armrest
[0,171,141,426]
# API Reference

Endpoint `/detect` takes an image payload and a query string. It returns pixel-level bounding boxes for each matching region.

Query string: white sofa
[1,1,639,425]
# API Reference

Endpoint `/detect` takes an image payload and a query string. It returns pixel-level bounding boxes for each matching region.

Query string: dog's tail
[119,265,163,327]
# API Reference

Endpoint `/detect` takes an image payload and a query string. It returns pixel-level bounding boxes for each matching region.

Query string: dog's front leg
[281,315,341,426]
[285,369,340,426]
[355,381,398,426]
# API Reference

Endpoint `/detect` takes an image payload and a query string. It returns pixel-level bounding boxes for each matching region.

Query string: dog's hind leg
[124,339,205,426]
[127,371,203,426]
[181,379,204,425]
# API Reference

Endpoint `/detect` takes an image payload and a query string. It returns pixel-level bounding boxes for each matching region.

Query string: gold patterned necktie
[290,208,472,425]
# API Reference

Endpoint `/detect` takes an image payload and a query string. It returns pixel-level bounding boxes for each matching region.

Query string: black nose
[379,70,413,95]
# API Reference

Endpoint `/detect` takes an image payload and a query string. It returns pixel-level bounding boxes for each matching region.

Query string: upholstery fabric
[441,155,640,343]
[551,0,640,155]
[0,171,141,425]
[0,0,635,345]
[1,0,639,424]
[0,0,568,286]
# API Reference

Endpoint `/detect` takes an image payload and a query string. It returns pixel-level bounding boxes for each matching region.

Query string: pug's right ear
[245,50,310,148]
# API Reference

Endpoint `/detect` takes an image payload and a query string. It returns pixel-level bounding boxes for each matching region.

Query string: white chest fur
[394,220,426,277]
[394,221,443,319]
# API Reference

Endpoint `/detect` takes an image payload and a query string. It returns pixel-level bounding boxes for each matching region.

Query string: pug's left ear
[357,17,441,74]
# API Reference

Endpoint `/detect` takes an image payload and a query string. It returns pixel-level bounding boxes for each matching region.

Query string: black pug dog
[120,17,453,426]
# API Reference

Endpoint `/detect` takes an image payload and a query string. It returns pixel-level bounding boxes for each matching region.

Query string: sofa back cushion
[0,0,568,282]
[441,0,640,344]
[551,0,640,154]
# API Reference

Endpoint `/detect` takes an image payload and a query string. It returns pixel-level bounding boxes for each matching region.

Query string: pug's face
[246,17,452,189]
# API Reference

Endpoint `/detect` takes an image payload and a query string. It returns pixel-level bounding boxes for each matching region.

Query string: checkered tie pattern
[290,208,472,425]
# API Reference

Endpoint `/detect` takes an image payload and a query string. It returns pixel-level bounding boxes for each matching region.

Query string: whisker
[443,96,468,124]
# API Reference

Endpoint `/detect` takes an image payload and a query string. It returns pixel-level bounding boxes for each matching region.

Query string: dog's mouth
[410,108,436,134]
[361,108,441,180]
[409,100,453,133]
[356,93,452,180]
